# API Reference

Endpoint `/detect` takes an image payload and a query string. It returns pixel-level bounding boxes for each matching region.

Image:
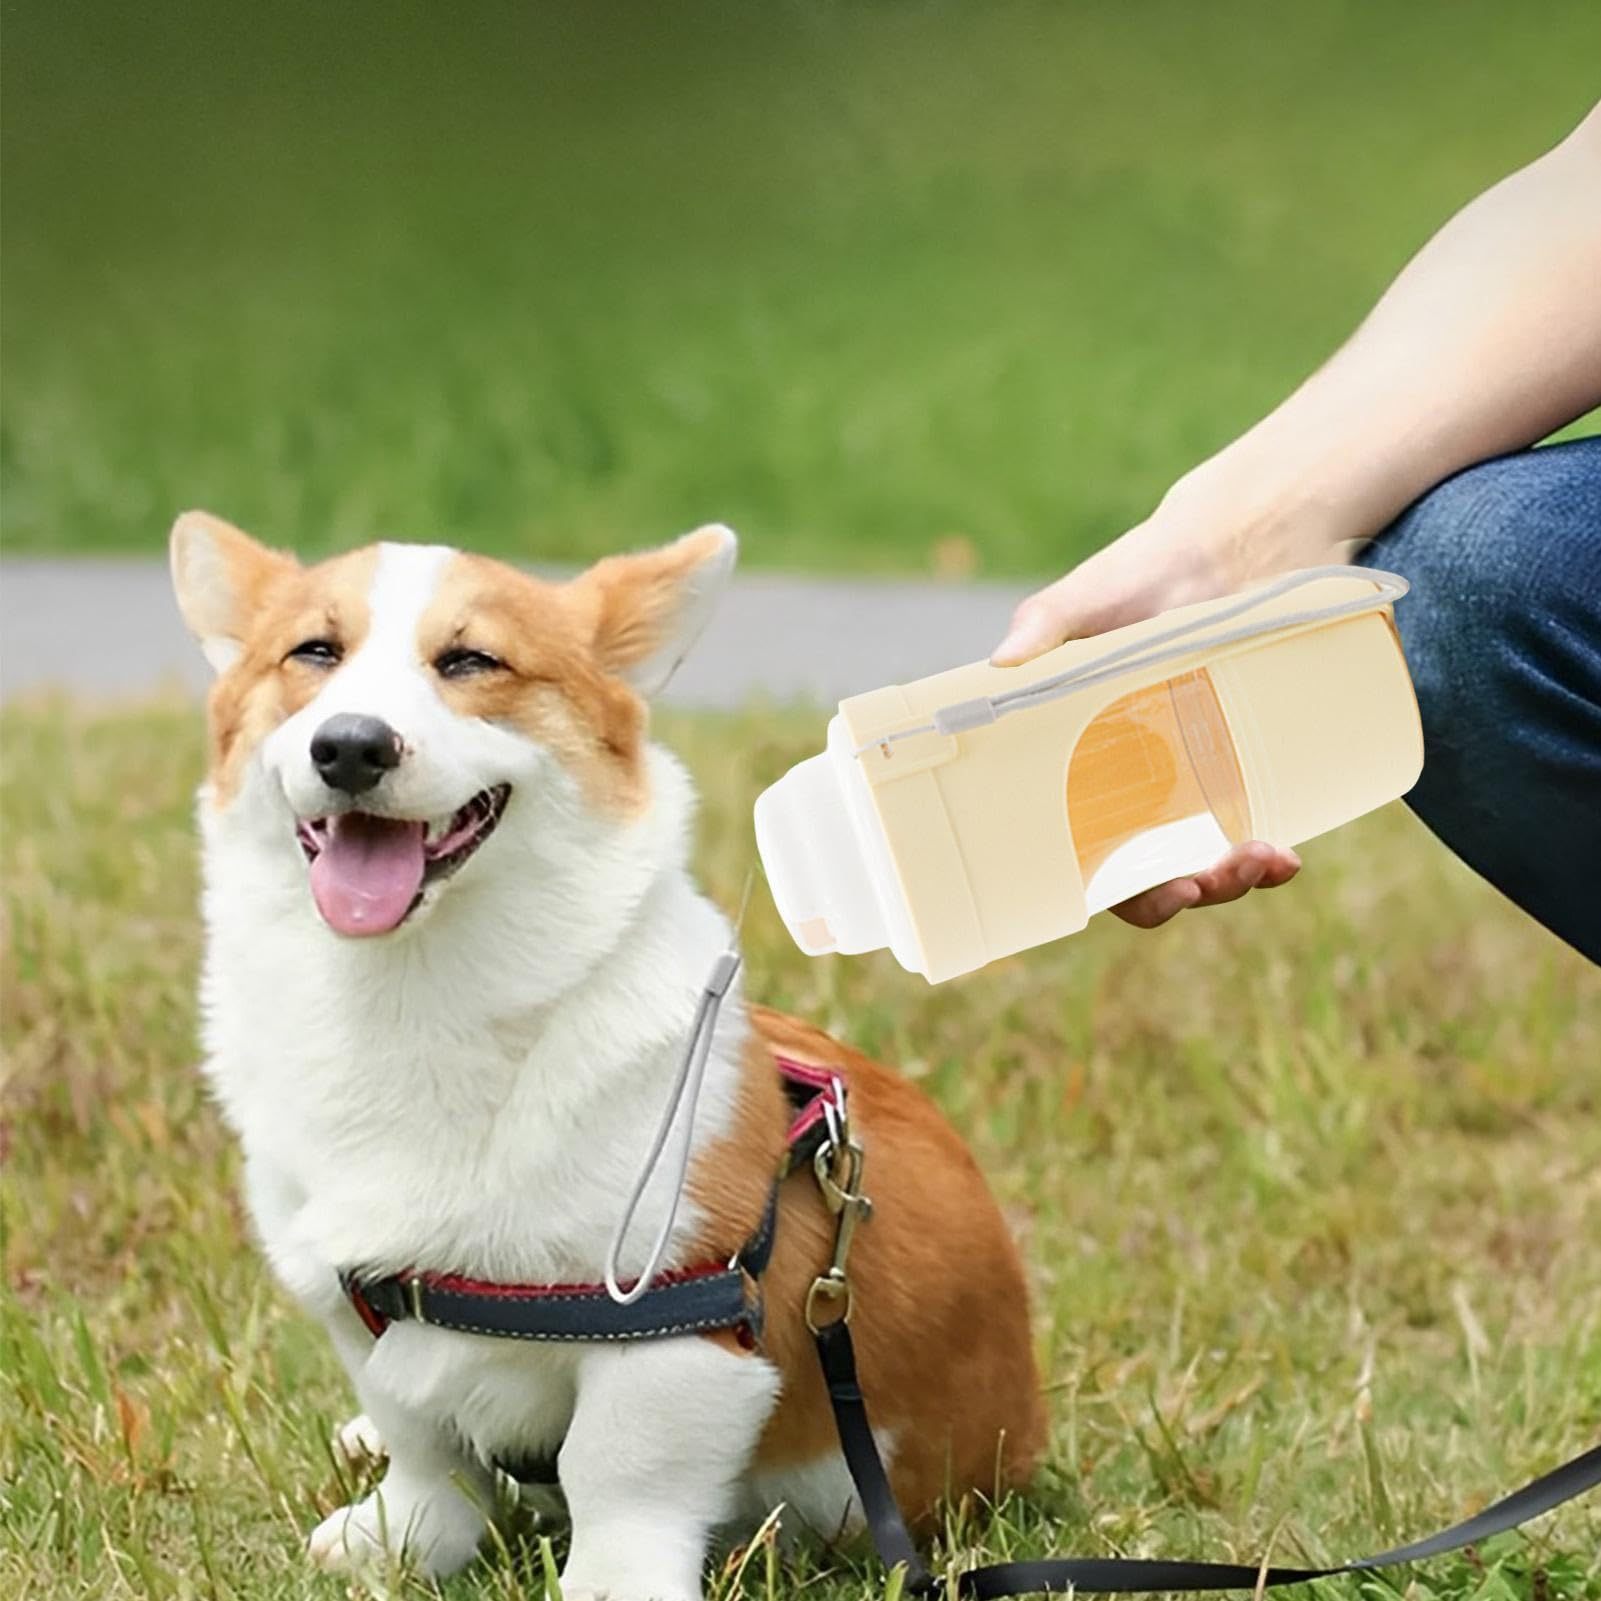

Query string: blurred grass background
[4,0,1598,572]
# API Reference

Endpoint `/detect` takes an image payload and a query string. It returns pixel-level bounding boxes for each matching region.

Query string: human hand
[992,466,1332,925]
[1108,839,1301,928]
[991,449,1358,664]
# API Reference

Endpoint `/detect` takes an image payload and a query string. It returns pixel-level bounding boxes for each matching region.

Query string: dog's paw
[560,1536,703,1601]
[308,1489,486,1578]
[559,1564,701,1601]
[334,1412,386,1466]
[308,1498,388,1572]
[561,1589,699,1601]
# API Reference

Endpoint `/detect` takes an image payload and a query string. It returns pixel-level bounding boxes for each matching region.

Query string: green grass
[4,0,1599,574]
[2,697,1598,1600]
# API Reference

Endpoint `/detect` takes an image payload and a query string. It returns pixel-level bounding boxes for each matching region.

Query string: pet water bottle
[754,567,1421,983]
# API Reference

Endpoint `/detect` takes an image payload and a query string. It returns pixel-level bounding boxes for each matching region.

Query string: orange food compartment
[1065,669,1251,885]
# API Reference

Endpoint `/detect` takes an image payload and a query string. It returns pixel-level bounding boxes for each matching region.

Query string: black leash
[816,1319,1601,1594]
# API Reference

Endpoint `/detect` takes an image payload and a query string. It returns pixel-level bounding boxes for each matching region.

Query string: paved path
[0,558,1032,709]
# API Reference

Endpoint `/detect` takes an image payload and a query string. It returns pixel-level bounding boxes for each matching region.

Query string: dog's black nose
[310,714,403,795]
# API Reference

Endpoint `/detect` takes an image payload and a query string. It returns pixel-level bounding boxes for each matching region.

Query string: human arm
[995,100,1601,927]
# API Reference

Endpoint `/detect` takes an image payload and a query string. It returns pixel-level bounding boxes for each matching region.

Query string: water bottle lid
[754,749,890,957]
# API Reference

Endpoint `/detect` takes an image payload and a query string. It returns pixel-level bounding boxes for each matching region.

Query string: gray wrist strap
[856,566,1408,755]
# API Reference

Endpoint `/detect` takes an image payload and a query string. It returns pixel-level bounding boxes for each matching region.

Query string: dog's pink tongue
[309,814,427,936]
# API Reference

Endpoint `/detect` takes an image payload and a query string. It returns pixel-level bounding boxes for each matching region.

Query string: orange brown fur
[690,1006,1046,1528]
[203,543,378,804]
[567,527,731,681]
[417,554,652,816]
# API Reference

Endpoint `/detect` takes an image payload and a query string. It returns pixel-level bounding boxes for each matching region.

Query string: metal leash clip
[805,1083,874,1333]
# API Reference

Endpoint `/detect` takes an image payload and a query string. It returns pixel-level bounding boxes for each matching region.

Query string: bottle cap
[754,749,889,957]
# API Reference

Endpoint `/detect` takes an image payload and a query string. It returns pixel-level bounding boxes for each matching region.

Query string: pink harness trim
[778,1054,845,1147]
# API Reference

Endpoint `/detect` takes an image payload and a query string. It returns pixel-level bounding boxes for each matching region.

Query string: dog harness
[340,1054,845,1347]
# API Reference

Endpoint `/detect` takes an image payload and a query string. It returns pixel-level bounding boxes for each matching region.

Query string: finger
[1190,843,1272,904]
[1112,876,1203,929]
[1196,843,1301,890]
[1191,860,1266,907]
[1190,843,1300,906]
[1112,843,1301,929]
[991,595,1071,667]
[991,578,1148,666]
[1256,848,1302,889]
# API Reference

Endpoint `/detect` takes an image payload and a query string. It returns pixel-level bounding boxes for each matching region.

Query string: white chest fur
[196,748,748,1470]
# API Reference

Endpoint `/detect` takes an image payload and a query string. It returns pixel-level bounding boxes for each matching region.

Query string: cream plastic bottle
[754,566,1422,983]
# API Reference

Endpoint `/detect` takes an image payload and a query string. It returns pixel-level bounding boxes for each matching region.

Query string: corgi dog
[171,511,1044,1596]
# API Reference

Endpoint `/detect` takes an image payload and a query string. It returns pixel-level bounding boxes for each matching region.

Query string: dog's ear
[570,524,737,695]
[170,511,298,673]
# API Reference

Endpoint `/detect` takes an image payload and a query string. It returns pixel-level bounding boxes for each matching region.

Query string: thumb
[991,562,1136,666]
[990,592,1070,666]
[990,516,1225,665]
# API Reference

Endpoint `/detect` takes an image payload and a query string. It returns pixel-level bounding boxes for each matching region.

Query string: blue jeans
[1357,434,1601,964]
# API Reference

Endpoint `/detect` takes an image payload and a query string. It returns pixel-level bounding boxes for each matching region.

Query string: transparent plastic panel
[1066,669,1252,911]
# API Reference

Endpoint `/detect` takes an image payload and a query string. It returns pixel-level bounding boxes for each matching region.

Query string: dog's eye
[286,639,343,668]
[435,648,505,680]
